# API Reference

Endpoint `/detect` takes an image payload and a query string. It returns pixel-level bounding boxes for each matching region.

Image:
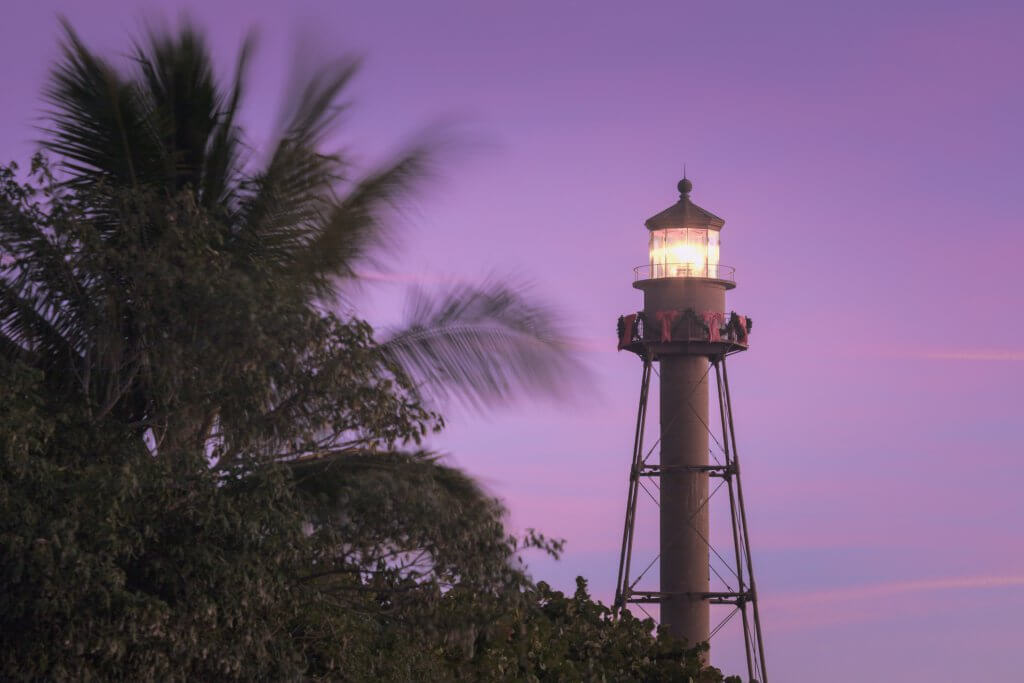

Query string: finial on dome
[677,177,693,197]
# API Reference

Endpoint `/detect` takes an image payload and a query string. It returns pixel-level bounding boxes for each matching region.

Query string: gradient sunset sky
[3,2,1022,680]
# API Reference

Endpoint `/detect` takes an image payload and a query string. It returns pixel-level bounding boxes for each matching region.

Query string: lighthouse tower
[614,178,767,681]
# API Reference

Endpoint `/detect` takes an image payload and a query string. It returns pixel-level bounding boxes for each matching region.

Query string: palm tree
[0,20,575,609]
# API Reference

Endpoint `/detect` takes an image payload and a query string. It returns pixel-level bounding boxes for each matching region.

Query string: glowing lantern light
[643,178,726,280]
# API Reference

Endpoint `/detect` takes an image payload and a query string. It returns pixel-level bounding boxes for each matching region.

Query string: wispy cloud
[918,350,1024,361]
[845,345,1024,362]
[767,574,1024,608]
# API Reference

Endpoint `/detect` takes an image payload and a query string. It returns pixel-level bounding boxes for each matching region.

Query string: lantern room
[640,178,730,282]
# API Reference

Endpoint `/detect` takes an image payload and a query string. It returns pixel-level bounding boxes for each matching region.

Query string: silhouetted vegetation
[0,20,737,681]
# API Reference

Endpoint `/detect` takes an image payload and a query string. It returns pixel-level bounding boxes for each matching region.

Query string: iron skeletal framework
[614,321,768,682]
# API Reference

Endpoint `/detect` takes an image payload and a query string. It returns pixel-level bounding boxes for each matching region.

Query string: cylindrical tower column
[659,353,710,643]
[636,275,725,647]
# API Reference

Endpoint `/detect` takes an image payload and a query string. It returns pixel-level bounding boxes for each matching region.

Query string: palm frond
[0,184,90,373]
[284,449,514,589]
[42,20,162,187]
[199,31,254,211]
[229,61,357,277]
[234,58,437,301]
[285,144,434,300]
[275,56,359,147]
[379,280,585,411]
[133,21,220,193]
[0,281,80,362]
[0,194,89,322]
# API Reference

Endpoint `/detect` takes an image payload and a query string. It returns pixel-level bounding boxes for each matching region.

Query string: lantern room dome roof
[644,178,725,232]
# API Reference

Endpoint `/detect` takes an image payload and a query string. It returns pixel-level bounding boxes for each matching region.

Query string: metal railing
[633,263,736,282]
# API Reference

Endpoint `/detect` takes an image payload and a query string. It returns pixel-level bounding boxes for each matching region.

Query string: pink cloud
[822,344,1024,362]
[767,574,1024,609]
[918,350,1024,362]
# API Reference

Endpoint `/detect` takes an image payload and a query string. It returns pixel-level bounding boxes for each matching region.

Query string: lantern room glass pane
[708,231,720,278]
[648,228,718,278]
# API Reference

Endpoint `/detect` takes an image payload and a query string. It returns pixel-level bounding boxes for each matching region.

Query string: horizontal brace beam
[624,590,754,605]
[701,591,752,600]
[638,464,734,476]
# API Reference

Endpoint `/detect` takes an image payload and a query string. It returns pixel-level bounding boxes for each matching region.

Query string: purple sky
[3,1,1023,679]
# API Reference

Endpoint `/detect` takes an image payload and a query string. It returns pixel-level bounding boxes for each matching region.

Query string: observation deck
[616,307,752,359]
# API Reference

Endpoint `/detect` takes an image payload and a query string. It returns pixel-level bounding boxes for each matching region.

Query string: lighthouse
[614,178,767,681]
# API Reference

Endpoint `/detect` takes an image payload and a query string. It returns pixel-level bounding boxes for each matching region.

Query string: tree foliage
[0,358,308,680]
